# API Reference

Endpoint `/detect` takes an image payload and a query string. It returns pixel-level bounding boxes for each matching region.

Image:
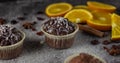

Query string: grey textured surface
[0,0,120,63]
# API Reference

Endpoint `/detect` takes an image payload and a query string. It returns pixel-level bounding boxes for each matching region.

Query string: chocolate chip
[37,17,45,21]
[10,20,18,24]
[17,16,26,21]
[102,40,111,45]
[36,31,44,36]
[91,40,100,45]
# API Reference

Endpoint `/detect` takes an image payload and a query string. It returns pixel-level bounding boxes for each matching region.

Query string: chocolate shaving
[0,25,22,46]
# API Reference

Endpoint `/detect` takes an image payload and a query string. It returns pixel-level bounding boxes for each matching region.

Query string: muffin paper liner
[64,53,107,63]
[0,31,25,59]
[41,24,79,49]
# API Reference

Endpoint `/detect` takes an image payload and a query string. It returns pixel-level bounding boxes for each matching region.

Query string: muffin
[64,53,107,63]
[41,17,79,49]
[0,25,25,59]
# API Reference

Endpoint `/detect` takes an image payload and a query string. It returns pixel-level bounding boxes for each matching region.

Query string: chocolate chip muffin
[0,25,25,59]
[64,53,107,63]
[41,17,79,49]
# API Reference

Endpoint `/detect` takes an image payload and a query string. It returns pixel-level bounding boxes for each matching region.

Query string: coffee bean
[17,16,26,21]
[91,40,100,45]
[37,17,45,21]
[10,20,18,24]
[36,31,44,36]
[36,11,44,14]
[102,40,111,45]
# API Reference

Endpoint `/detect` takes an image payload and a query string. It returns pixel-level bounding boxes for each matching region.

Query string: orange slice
[64,9,93,23]
[74,5,91,11]
[111,13,120,40]
[45,2,73,17]
[87,1,116,13]
[87,11,111,31]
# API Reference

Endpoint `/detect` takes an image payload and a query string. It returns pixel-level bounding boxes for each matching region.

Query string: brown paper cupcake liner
[0,30,25,59]
[41,24,79,49]
[64,53,107,63]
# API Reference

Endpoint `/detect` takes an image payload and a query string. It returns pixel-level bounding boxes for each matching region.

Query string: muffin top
[43,17,75,35]
[69,53,103,63]
[0,25,22,46]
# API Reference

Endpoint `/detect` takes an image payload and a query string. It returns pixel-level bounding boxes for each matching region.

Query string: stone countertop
[0,0,120,63]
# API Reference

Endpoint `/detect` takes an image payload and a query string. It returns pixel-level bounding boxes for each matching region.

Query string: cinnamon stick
[78,24,104,37]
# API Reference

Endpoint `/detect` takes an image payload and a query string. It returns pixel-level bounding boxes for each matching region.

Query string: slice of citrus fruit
[87,1,116,13]
[74,5,91,11]
[111,13,120,40]
[87,11,111,31]
[64,9,93,23]
[45,2,73,17]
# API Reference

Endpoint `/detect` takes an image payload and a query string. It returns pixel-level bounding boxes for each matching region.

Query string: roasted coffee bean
[91,40,100,45]
[22,22,33,29]
[104,45,120,56]
[36,11,44,14]
[37,17,45,21]
[0,18,6,25]
[17,16,26,21]
[31,28,37,31]
[36,31,44,36]
[10,20,18,24]
[102,40,111,45]
[23,13,28,16]
[32,21,37,25]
